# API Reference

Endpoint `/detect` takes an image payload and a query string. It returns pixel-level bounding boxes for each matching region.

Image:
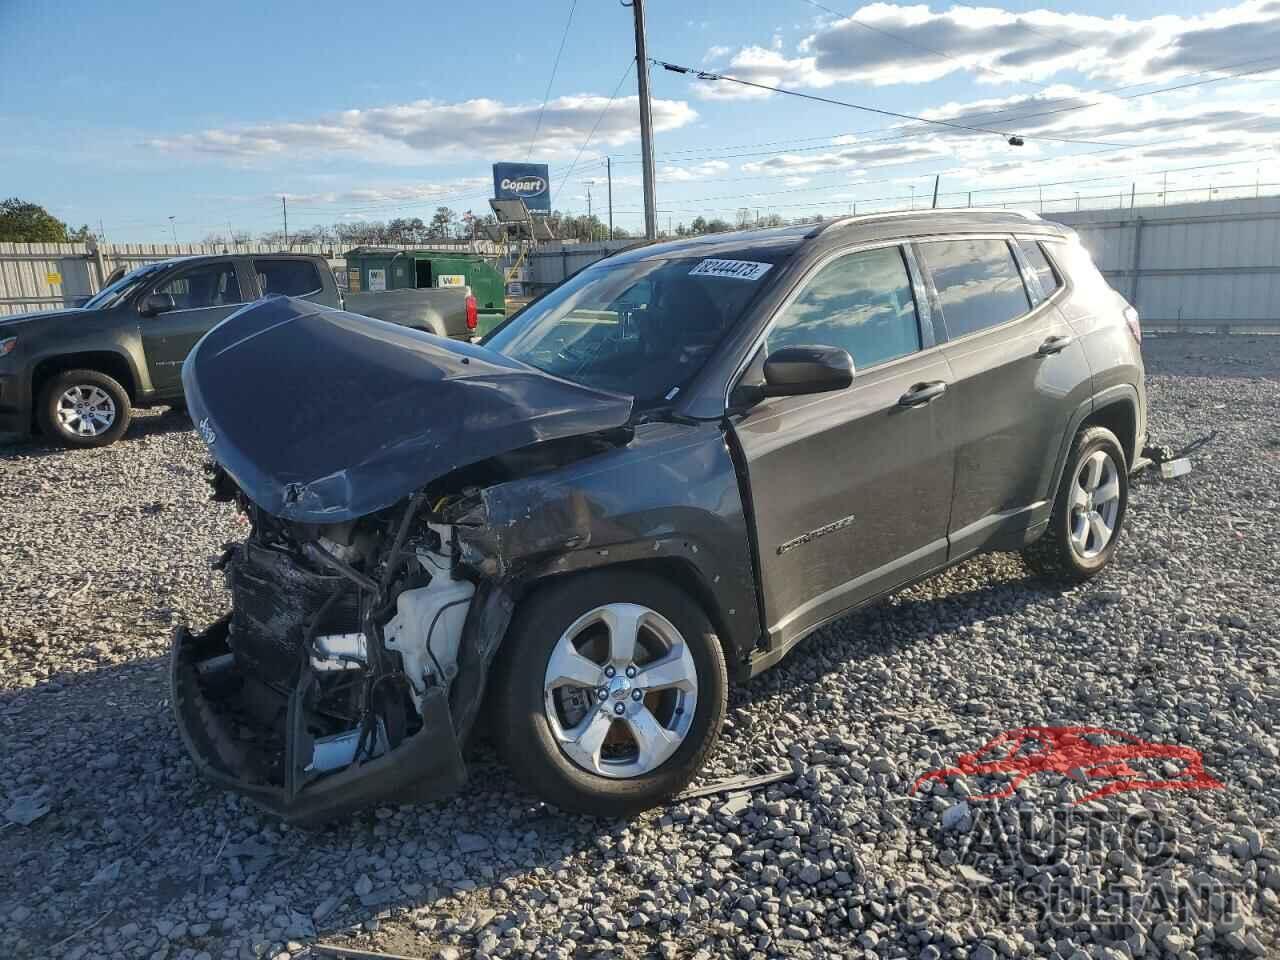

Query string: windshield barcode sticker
[689,258,773,281]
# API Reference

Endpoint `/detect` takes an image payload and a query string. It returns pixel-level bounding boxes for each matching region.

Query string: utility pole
[629,0,658,240]
[931,175,940,209]
[1130,182,1136,210]
[606,156,614,241]
[168,216,177,245]
[281,196,289,248]
[1163,171,1168,205]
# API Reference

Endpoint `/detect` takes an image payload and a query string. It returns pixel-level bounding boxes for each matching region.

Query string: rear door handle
[1037,334,1073,357]
[898,380,948,407]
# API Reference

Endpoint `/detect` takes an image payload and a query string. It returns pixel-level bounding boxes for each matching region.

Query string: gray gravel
[2,334,1278,960]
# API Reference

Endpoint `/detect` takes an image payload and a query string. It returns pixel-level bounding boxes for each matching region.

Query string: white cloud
[658,159,731,182]
[147,94,697,162]
[703,0,1280,97]
[275,177,492,207]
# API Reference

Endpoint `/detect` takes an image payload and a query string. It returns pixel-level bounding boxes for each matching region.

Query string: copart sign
[493,162,551,214]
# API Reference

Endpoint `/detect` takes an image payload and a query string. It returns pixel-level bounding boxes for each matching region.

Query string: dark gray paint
[183,296,634,523]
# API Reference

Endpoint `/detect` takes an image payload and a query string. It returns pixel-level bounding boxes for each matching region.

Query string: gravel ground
[2,333,1278,960]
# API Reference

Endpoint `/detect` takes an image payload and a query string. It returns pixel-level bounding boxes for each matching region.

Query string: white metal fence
[1046,197,1280,332]
[6,196,1280,330]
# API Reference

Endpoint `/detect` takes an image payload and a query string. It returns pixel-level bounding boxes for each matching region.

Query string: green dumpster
[344,247,507,336]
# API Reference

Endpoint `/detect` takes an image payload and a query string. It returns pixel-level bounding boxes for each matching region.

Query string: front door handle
[1037,334,1073,357]
[898,380,948,407]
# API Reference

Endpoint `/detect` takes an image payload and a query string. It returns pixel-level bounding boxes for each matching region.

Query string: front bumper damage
[171,619,466,827]
[169,491,517,826]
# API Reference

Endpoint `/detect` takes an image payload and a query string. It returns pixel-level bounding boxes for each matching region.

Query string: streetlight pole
[168,216,177,245]
[628,0,658,240]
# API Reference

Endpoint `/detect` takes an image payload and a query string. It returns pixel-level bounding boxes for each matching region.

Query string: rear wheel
[1023,425,1127,580]
[493,571,728,815]
[36,369,132,448]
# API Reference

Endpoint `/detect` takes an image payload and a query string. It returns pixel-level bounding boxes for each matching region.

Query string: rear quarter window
[1018,239,1063,300]
[254,259,322,297]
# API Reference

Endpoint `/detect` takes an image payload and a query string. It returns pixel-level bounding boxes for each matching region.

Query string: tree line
[1,197,811,247]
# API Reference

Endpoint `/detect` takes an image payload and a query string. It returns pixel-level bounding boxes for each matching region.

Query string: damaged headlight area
[172,470,490,826]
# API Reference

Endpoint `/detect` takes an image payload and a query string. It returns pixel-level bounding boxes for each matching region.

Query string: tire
[492,570,728,816]
[1023,425,1128,580]
[36,369,132,448]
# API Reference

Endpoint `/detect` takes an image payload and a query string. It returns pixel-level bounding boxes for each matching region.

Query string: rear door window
[254,259,322,297]
[767,245,921,369]
[920,238,1031,338]
[1018,239,1063,301]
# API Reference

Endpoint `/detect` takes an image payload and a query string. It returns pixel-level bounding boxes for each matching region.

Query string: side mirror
[140,292,176,316]
[762,345,855,397]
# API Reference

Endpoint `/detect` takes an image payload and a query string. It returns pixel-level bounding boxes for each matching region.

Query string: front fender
[455,420,762,678]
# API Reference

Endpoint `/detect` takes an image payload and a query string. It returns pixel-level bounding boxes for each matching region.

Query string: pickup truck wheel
[1023,425,1127,580]
[37,369,132,448]
[493,571,728,816]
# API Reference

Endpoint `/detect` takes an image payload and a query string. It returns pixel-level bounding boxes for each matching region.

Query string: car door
[915,235,1093,557]
[140,260,249,395]
[730,243,956,652]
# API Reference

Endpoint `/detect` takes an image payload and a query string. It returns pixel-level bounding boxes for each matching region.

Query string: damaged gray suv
[173,211,1146,824]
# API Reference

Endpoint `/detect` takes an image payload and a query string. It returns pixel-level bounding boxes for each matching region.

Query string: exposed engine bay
[171,468,504,825]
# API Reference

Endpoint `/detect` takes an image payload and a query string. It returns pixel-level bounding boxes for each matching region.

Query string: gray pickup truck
[0,253,479,447]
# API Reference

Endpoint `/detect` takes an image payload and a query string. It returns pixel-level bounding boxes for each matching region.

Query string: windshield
[84,262,169,310]
[485,255,777,404]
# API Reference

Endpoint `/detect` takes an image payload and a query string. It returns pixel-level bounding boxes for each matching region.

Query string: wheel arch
[32,351,139,405]
[505,557,749,680]
[1047,384,1140,503]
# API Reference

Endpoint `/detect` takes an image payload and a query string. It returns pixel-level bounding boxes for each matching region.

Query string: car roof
[148,252,326,267]
[602,209,1069,268]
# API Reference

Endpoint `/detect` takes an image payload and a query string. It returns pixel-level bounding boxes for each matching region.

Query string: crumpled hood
[182,296,634,522]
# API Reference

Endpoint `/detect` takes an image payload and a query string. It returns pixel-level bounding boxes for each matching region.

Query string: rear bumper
[170,618,467,827]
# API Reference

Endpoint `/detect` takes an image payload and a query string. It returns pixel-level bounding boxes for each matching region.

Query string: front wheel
[36,369,132,448]
[1023,425,1128,580]
[492,571,728,816]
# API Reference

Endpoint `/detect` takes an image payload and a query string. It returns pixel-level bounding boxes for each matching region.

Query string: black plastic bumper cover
[170,619,467,827]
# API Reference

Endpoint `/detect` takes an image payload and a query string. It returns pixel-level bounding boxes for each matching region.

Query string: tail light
[465,293,478,331]
[1123,304,1141,343]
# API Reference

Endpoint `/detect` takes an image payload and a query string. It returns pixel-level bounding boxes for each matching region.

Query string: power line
[655,59,1144,147]
[617,53,1280,164]
[552,58,635,208]
[526,0,579,160]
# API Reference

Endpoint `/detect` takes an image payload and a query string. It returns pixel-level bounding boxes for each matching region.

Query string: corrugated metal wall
[0,241,502,316]
[1047,197,1280,331]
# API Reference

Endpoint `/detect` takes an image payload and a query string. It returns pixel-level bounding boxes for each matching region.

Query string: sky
[4,0,1280,241]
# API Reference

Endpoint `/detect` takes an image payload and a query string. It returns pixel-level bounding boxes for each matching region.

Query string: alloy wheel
[1069,449,1121,559]
[542,603,699,779]
[57,385,117,438]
